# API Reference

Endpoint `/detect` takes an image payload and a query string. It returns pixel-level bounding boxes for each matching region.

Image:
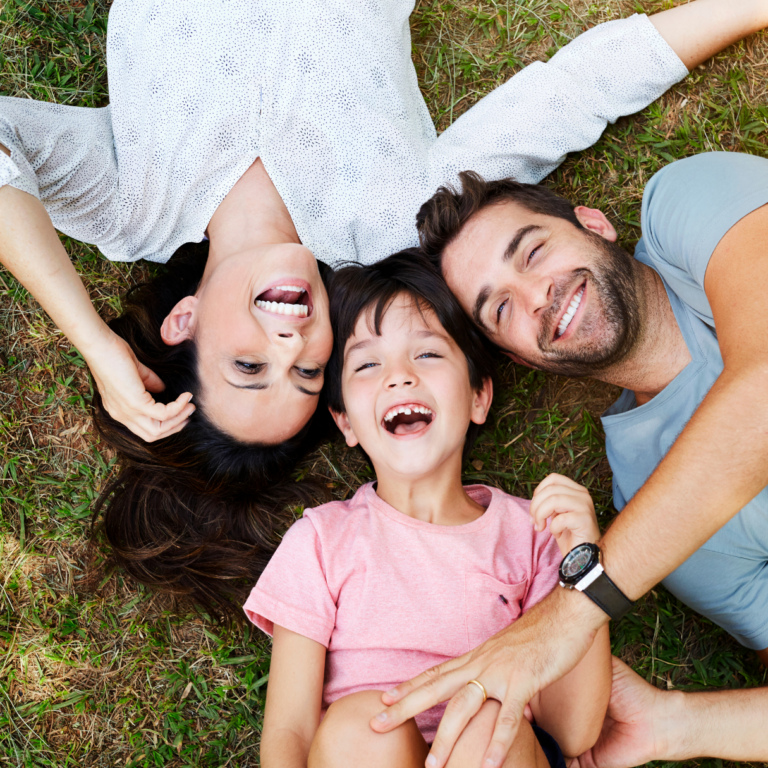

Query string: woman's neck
[374,453,486,526]
[205,159,299,268]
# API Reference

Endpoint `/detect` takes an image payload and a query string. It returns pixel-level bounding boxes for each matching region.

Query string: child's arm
[260,625,326,768]
[527,475,612,760]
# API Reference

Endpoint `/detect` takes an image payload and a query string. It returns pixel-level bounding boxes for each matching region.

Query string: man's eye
[235,361,265,374]
[527,245,540,264]
[496,299,508,323]
[295,367,322,379]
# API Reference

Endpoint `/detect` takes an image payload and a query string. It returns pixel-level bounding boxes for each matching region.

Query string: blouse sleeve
[0,97,121,250]
[429,14,688,188]
[243,515,337,646]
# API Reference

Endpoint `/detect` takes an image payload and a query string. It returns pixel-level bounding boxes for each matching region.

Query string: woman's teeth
[557,286,584,338]
[383,405,433,422]
[256,300,309,316]
[275,285,305,293]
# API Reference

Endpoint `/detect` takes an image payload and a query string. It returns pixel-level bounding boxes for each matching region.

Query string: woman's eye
[496,299,508,323]
[235,361,265,374]
[295,367,322,379]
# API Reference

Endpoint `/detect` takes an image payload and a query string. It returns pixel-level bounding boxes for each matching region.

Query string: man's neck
[596,264,691,405]
[374,453,486,526]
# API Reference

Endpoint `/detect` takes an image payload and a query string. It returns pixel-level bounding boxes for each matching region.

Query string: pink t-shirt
[244,483,561,741]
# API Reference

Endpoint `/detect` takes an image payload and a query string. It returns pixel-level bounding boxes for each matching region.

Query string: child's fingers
[529,487,592,531]
[548,511,584,539]
[532,473,586,497]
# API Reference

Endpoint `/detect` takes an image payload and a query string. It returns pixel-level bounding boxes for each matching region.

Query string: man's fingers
[426,682,486,768]
[381,653,470,704]
[482,695,527,767]
[371,663,473,733]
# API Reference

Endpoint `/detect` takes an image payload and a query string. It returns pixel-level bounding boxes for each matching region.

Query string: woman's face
[167,243,333,444]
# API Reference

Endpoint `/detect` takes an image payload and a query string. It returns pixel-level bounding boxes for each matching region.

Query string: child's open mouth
[255,281,313,318]
[382,403,435,436]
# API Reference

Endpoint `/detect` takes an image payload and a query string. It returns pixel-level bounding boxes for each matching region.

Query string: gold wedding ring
[467,679,487,704]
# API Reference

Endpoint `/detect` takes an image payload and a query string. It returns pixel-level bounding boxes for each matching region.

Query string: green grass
[1,0,767,765]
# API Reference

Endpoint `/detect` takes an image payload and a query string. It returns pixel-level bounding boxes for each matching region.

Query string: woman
[0,0,762,617]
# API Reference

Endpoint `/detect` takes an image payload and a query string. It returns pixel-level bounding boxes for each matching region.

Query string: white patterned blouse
[0,0,687,269]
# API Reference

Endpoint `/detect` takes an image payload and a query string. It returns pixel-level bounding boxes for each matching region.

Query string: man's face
[441,201,641,376]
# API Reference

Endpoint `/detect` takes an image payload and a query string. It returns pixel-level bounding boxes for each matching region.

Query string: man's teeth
[557,286,584,337]
[255,300,309,316]
[275,285,306,293]
[383,405,433,422]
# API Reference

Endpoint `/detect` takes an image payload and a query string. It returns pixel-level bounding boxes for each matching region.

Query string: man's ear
[329,407,360,448]
[503,350,537,370]
[470,377,494,425]
[574,206,618,242]
[160,296,199,346]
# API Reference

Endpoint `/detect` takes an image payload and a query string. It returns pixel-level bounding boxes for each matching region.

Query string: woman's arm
[0,178,194,442]
[650,0,768,69]
[261,625,327,768]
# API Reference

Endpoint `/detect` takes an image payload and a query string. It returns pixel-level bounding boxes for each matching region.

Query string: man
[368,150,768,768]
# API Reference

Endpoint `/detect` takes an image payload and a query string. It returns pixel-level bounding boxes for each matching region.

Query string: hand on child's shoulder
[529,474,600,556]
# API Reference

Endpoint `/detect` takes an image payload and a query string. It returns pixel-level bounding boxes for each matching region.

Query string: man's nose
[524,273,555,315]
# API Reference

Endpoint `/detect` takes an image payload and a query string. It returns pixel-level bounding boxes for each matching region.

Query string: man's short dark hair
[416,170,583,271]
[326,248,497,461]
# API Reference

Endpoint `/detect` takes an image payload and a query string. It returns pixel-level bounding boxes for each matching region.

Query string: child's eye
[417,351,442,360]
[354,361,378,372]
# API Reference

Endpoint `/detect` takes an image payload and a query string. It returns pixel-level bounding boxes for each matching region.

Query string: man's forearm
[664,686,768,762]
[650,0,768,70]
[601,363,768,599]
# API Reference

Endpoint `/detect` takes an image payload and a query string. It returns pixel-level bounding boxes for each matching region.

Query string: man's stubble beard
[527,234,642,377]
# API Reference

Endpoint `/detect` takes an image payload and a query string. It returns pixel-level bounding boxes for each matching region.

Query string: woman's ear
[573,206,618,242]
[329,407,360,448]
[470,377,494,426]
[161,296,199,346]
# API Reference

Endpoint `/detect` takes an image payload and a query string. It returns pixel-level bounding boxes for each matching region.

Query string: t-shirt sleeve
[243,515,336,646]
[639,152,768,322]
[522,529,562,613]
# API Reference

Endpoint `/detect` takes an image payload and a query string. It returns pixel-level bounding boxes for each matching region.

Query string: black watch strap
[582,570,634,621]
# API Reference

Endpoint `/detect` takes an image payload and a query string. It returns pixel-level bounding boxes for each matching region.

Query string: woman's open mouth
[255,279,313,318]
[382,403,435,436]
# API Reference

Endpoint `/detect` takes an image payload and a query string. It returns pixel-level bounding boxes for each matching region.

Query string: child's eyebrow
[344,338,373,361]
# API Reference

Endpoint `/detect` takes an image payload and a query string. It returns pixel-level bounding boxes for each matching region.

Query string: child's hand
[530,474,600,556]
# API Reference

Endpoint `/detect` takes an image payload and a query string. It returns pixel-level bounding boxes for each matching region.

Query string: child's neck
[373,452,486,526]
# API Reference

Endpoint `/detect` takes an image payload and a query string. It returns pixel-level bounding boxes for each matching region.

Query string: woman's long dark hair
[91,242,331,621]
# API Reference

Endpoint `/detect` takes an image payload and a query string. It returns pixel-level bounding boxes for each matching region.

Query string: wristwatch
[558,543,635,621]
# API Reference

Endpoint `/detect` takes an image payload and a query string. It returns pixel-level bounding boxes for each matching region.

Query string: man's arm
[260,625,326,768]
[370,206,768,767]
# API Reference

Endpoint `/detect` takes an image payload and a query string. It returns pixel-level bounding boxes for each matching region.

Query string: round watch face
[561,544,598,581]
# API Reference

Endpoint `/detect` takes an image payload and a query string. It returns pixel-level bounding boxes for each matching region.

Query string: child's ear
[470,377,494,425]
[329,407,360,448]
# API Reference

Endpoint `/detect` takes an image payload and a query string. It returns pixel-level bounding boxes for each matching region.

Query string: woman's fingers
[137,360,166,393]
[145,392,194,421]
[426,681,487,767]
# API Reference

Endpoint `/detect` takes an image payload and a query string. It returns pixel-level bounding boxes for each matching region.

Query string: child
[245,251,610,768]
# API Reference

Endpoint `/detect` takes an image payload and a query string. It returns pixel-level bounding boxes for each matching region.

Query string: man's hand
[576,657,674,768]
[530,474,600,555]
[370,588,608,768]
[87,331,195,442]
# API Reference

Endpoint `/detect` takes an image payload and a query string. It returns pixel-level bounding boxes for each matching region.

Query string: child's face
[332,294,492,479]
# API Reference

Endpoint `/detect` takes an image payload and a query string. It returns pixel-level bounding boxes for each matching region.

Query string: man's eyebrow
[504,225,544,262]
[472,286,492,331]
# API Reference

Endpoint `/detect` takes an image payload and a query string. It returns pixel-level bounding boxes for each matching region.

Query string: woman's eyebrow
[294,384,321,396]
[226,380,269,390]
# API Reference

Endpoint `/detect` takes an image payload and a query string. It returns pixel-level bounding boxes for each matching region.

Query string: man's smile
[553,280,587,343]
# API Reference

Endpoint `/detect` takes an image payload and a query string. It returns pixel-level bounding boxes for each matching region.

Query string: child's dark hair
[326,248,497,461]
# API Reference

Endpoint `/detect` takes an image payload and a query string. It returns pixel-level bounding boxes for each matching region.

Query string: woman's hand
[86,330,194,442]
[530,473,600,555]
